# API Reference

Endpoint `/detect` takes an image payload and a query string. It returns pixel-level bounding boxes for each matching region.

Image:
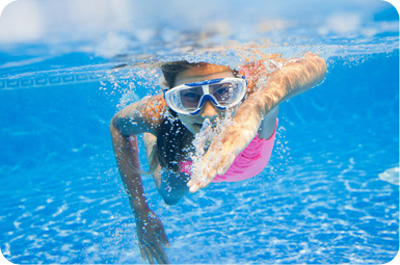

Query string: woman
[110,52,327,264]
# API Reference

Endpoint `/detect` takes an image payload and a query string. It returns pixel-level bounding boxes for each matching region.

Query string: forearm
[112,95,166,136]
[110,123,150,217]
[236,53,326,129]
[223,53,327,155]
[256,52,326,116]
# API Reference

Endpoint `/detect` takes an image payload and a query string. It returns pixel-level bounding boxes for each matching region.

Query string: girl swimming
[110,52,327,264]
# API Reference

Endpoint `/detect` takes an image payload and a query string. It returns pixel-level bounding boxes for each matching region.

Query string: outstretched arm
[188,52,327,192]
[111,95,170,264]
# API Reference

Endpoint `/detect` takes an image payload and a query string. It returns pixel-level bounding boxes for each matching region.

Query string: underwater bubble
[378,167,399,185]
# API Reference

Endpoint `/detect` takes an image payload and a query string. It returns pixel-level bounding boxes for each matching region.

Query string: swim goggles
[163,77,247,115]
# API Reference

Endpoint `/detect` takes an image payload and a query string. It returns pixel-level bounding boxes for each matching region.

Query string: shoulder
[112,94,169,135]
[134,94,168,121]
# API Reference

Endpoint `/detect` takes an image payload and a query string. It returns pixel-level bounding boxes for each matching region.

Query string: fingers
[139,228,170,264]
[189,182,201,193]
[140,242,169,264]
[154,228,170,264]
[187,169,208,193]
[158,228,170,248]
[188,151,237,193]
[139,245,146,261]
[140,244,155,264]
[187,170,210,193]
[150,242,170,264]
[146,243,162,264]
[188,175,212,193]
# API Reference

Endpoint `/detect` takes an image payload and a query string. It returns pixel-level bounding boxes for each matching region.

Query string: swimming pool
[0,0,399,264]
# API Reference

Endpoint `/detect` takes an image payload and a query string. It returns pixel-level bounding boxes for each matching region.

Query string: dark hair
[161,61,239,88]
[155,60,198,172]
[155,114,194,172]
[161,60,195,88]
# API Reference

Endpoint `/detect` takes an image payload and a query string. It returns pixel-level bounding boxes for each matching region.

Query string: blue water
[0,0,399,264]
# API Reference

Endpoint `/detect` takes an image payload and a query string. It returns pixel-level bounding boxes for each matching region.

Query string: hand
[136,209,170,264]
[188,123,257,193]
[187,134,237,192]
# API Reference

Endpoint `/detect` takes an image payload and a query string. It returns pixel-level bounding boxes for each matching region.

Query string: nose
[200,100,218,120]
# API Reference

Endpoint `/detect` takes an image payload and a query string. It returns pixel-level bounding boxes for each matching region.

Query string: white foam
[378,167,399,185]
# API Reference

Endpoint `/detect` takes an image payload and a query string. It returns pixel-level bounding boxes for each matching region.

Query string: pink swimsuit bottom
[180,119,278,182]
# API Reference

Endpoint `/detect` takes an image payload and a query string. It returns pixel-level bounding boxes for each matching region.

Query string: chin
[190,126,201,134]
[182,123,199,135]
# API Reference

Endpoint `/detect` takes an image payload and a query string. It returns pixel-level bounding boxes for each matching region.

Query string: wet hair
[154,61,198,172]
[161,60,195,89]
[161,61,239,88]
[155,114,194,172]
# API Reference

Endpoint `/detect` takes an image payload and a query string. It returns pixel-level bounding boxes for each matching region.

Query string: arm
[229,52,326,143]
[110,95,170,264]
[188,52,327,192]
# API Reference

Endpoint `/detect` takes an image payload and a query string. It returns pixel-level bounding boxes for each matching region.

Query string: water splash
[189,118,214,184]
[192,118,212,156]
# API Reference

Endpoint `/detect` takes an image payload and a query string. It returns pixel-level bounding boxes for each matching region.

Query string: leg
[258,106,279,139]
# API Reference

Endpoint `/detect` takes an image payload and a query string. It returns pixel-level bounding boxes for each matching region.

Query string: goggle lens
[210,82,238,104]
[179,87,203,109]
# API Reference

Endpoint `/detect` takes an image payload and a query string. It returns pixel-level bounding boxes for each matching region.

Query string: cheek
[177,114,200,134]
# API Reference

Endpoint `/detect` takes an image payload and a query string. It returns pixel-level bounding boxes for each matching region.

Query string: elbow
[110,114,119,133]
[314,56,327,81]
[110,108,128,133]
[110,114,125,139]
[306,53,327,82]
[110,115,120,143]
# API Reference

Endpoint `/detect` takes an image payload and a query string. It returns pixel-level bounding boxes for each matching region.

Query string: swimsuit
[180,119,278,182]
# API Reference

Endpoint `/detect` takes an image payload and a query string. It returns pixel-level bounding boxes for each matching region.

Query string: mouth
[193,121,218,131]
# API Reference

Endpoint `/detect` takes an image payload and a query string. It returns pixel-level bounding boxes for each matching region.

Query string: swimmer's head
[161,61,239,134]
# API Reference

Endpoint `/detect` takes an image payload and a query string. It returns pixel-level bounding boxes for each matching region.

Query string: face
[174,64,235,134]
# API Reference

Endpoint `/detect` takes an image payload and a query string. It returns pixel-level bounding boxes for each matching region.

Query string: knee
[162,194,183,205]
[160,187,188,205]
[158,176,189,205]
